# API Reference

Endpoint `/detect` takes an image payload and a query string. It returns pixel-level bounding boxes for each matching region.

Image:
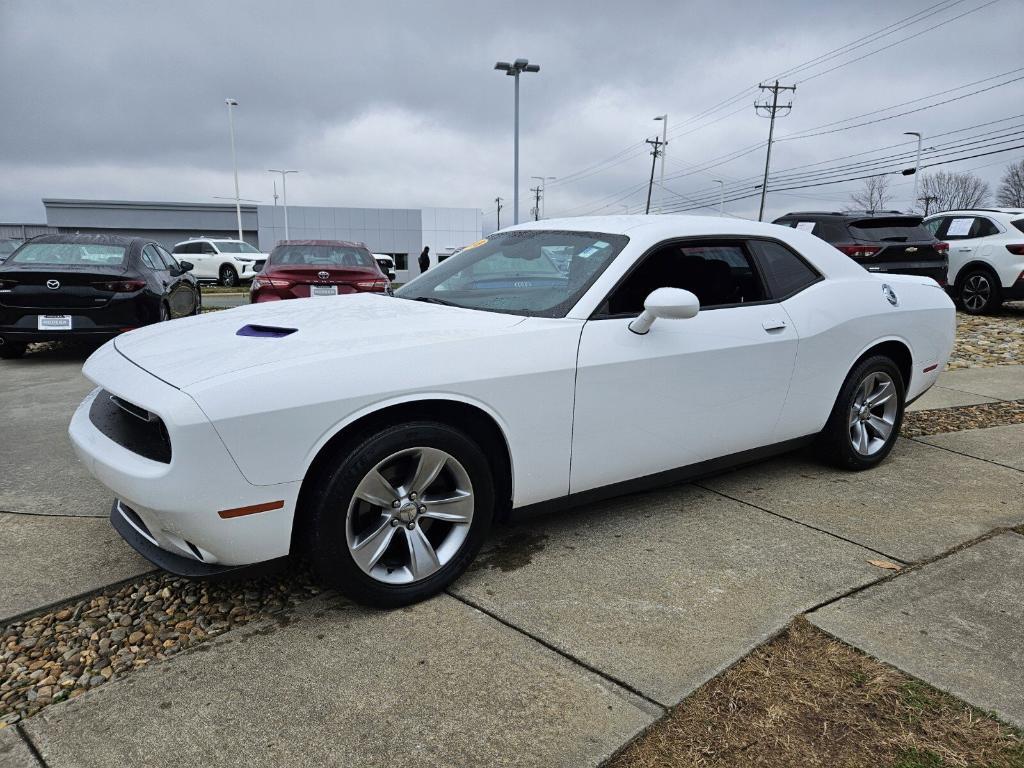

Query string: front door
[570,239,798,494]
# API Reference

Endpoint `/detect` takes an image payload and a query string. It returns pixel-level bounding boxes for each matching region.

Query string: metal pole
[715,180,725,215]
[513,72,520,225]
[905,131,923,212]
[281,173,290,241]
[225,99,243,242]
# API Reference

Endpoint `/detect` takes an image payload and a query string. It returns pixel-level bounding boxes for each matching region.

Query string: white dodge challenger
[70,216,955,606]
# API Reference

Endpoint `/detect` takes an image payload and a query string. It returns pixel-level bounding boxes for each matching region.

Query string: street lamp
[494,58,540,225]
[268,169,299,241]
[653,115,668,213]
[224,99,243,242]
[713,179,725,215]
[904,131,923,212]
[531,175,556,218]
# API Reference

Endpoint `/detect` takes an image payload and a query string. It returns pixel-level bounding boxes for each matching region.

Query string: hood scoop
[236,324,297,338]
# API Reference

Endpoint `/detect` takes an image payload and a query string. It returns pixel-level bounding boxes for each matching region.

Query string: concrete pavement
[918,422,1024,472]
[810,533,1024,729]
[909,365,1024,411]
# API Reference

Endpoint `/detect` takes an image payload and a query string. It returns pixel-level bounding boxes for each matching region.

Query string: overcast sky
[1,0,1022,233]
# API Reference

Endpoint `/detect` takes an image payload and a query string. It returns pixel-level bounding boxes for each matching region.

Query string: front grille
[89,390,172,463]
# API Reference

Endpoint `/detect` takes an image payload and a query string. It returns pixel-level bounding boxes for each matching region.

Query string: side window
[141,245,163,271]
[172,243,187,254]
[974,217,1000,238]
[201,242,217,255]
[156,245,179,271]
[943,217,977,240]
[923,218,942,236]
[601,240,766,316]
[747,240,821,299]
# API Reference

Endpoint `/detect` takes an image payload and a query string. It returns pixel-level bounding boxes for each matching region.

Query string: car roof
[21,233,142,247]
[275,239,368,248]
[775,211,917,220]
[173,237,246,244]
[924,209,1024,218]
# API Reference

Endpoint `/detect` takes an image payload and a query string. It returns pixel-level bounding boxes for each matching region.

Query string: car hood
[113,294,525,389]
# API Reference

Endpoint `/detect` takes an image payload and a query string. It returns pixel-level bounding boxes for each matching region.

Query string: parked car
[773,211,948,285]
[0,238,24,265]
[373,253,397,281]
[70,216,953,607]
[0,234,200,359]
[172,237,268,287]
[922,208,1024,314]
[250,240,391,302]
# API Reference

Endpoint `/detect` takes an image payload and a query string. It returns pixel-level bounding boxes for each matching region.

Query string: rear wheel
[0,342,27,360]
[819,355,905,471]
[159,303,170,322]
[958,268,1002,314]
[303,421,495,607]
[219,265,239,287]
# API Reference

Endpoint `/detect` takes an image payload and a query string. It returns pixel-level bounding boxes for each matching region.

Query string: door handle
[957,247,972,252]
[762,319,787,331]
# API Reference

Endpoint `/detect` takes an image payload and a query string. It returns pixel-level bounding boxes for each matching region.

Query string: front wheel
[819,355,905,471]
[303,421,495,607]
[958,269,1001,314]
[219,265,239,287]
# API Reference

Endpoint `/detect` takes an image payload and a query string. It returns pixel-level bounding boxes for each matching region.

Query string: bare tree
[917,170,990,213]
[848,175,893,212]
[996,160,1024,207]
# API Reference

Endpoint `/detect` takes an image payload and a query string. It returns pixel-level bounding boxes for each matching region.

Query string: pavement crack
[908,437,1024,474]
[15,724,49,768]
[695,484,909,566]
[447,590,666,716]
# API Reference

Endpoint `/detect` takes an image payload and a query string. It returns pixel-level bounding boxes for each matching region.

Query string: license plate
[310,285,338,297]
[37,315,73,330]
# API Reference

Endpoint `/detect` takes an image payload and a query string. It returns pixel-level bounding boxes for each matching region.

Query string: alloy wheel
[962,273,991,312]
[220,267,238,287]
[848,371,898,456]
[345,447,474,585]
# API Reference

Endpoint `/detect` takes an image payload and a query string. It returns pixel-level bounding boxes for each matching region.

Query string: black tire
[159,303,171,322]
[193,285,203,315]
[958,267,1002,315]
[0,342,27,360]
[818,355,905,471]
[302,421,495,608]
[219,265,239,287]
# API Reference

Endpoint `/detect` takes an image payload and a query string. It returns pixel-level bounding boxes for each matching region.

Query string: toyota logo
[317,271,330,280]
[46,279,60,290]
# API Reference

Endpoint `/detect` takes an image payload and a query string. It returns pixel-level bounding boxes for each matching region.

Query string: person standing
[418,246,430,274]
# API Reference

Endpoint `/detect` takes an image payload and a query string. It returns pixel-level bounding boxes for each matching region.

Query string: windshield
[215,241,260,254]
[0,240,20,256]
[269,243,377,269]
[849,218,931,243]
[8,242,126,266]
[396,230,628,317]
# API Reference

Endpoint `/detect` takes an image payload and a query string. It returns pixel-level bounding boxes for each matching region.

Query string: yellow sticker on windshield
[462,239,488,251]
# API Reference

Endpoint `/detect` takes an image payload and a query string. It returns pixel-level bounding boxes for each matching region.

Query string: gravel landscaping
[0,568,318,727]
[948,304,1024,369]
[609,618,1024,768]
[901,399,1024,438]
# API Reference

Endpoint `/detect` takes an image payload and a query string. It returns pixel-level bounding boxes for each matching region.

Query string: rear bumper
[1003,278,1024,300]
[862,262,947,284]
[0,329,120,344]
[0,296,156,343]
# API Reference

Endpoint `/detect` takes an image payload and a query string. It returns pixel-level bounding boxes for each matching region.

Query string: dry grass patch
[901,400,1024,438]
[609,618,1024,768]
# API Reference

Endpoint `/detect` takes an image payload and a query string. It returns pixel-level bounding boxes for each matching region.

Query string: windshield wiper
[408,295,462,308]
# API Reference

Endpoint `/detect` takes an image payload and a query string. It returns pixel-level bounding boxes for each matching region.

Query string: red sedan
[250,240,391,302]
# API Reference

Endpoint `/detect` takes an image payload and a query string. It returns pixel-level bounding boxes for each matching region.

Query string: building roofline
[42,198,258,213]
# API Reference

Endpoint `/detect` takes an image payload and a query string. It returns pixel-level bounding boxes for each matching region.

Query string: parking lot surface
[1,347,1022,765]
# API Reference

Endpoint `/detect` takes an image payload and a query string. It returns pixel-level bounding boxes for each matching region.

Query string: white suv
[172,238,268,287]
[923,208,1024,313]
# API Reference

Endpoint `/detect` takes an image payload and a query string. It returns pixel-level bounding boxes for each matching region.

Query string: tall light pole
[653,115,668,213]
[531,175,556,218]
[268,169,299,241]
[904,131,923,212]
[494,58,540,225]
[224,99,243,242]
[713,179,725,215]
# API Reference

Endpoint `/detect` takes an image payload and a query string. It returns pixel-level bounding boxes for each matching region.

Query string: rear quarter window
[748,240,821,299]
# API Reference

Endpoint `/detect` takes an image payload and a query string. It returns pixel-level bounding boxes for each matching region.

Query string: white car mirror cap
[628,288,700,334]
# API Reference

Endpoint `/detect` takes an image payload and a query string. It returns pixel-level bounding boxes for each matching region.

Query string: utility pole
[921,195,938,216]
[714,179,725,216]
[644,137,665,214]
[903,131,923,212]
[530,185,542,221]
[272,179,279,207]
[653,115,668,213]
[754,80,796,221]
[495,197,503,229]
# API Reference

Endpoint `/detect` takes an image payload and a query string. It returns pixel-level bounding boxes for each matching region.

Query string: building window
[390,253,408,270]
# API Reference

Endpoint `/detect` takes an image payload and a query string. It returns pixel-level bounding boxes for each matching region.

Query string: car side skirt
[509,434,816,521]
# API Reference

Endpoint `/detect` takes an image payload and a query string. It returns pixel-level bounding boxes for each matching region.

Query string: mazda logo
[317,271,330,280]
[46,279,60,290]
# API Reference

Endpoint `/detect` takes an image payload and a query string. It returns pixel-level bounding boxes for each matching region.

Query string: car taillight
[355,279,389,291]
[835,244,882,258]
[252,276,292,290]
[1005,244,1024,255]
[934,241,949,254]
[94,279,146,293]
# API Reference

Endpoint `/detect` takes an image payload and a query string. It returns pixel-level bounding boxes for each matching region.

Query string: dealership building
[9,199,484,283]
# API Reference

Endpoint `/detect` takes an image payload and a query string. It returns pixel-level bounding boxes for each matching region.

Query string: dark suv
[773,211,948,284]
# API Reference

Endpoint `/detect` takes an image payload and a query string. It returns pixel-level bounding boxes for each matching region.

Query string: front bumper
[69,344,301,569]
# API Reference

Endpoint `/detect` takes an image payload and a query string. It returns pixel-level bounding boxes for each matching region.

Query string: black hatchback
[0,234,200,359]
[773,211,948,284]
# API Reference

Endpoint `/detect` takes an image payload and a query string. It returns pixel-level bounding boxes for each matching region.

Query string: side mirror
[178,261,194,272]
[628,287,700,335]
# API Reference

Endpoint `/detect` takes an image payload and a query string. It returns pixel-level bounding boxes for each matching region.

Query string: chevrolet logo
[905,247,917,253]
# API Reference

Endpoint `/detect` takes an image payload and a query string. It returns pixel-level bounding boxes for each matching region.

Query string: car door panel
[570,305,798,495]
